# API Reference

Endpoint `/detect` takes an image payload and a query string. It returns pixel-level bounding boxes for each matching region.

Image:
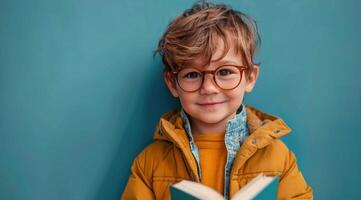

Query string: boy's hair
[155,1,261,77]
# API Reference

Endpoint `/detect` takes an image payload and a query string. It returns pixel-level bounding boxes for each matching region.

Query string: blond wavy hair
[155,1,261,77]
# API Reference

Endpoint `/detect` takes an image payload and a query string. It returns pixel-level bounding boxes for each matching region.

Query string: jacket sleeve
[278,150,314,200]
[121,154,156,200]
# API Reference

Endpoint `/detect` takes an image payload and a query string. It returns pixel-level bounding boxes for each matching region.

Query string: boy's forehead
[212,40,242,63]
[185,43,244,69]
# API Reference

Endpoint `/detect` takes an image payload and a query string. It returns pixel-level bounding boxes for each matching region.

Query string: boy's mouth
[197,101,225,106]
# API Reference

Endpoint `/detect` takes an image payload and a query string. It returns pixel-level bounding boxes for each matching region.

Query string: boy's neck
[189,112,237,135]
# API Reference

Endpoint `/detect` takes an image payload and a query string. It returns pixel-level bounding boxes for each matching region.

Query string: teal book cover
[170,185,201,200]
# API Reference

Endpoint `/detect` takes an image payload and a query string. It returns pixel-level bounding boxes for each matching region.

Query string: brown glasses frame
[172,64,248,92]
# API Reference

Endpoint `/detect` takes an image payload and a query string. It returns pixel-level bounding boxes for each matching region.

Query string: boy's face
[164,40,259,128]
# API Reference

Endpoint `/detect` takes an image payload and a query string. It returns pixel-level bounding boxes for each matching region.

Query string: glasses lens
[215,66,241,89]
[177,68,203,91]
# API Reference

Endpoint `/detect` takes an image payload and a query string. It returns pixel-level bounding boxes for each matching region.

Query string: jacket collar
[154,105,291,147]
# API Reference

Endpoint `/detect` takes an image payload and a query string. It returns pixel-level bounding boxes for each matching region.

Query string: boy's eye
[183,71,202,79]
[217,67,236,76]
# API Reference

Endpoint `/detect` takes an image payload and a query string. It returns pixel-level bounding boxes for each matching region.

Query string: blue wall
[0,0,360,199]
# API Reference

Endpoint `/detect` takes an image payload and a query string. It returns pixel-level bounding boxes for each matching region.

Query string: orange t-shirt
[193,133,227,195]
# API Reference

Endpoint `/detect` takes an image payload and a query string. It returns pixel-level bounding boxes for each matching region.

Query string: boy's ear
[245,64,259,93]
[164,72,179,97]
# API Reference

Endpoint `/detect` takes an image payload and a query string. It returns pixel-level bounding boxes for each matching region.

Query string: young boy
[122,1,313,200]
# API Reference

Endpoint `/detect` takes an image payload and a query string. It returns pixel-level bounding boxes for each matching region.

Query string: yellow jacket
[121,105,313,200]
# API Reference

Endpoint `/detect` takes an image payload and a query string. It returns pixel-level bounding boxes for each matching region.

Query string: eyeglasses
[172,65,248,92]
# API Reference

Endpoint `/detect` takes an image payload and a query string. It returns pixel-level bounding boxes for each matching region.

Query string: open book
[170,173,278,200]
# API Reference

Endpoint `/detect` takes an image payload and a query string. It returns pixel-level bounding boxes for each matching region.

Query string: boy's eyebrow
[184,59,243,69]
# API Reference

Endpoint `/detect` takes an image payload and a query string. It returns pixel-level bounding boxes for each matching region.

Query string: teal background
[0,0,360,199]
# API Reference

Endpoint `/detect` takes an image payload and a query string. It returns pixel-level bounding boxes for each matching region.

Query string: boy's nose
[199,74,219,94]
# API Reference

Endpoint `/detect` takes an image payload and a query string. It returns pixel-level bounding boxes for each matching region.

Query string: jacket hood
[153,105,292,149]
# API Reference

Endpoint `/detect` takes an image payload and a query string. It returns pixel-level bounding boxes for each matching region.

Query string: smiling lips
[198,101,225,106]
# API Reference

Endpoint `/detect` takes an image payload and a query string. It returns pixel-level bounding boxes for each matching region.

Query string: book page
[172,180,225,200]
[231,174,276,200]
